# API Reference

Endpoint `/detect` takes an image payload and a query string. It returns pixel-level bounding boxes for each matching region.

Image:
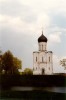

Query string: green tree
[2,50,14,74]
[2,50,22,74]
[23,68,33,75]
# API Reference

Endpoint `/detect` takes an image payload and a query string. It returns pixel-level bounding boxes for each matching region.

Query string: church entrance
[42,69,45,75]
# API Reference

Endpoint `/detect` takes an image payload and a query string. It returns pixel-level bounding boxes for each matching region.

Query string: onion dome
[38,31,47,42]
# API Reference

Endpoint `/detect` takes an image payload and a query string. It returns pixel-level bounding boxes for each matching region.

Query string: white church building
[33,31,53,75]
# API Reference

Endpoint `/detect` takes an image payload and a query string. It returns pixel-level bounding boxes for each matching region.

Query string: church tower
[38,31,47,51]
[33,31,53,75]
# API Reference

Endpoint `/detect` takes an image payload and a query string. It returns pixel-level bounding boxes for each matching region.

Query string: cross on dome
[38,31,47,42]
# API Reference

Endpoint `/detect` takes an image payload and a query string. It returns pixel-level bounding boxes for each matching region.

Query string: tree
[0,50,2,74]
[2,50,14,74]
[23,68,33,75]
[2,50,22,74]
[60,59,66,70]
[13,57,22,70]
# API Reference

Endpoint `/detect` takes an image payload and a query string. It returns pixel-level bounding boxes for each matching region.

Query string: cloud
[19,0,66,13]
[51,14,66,28]
[1,0,66,32]
[0,13,50,36]
[0,0,6,2]
[36,13,50,29]
[49,31,62,43]
[1,0,66,15]
[0,14,36,34]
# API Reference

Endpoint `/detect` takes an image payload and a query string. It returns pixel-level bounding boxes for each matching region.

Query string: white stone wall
[33,52,39,72]
[38,42,47,51]
[46,51,53,74]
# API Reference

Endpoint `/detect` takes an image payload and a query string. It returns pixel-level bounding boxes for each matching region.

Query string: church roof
[38,31,47,42]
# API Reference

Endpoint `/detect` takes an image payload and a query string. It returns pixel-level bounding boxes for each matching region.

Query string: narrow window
[45,45,46,50]
[49,57,50,62]
[42,57,43,62]
[36,57,37,62]
[49,67,50,70]
[39,44,40,51]
[42,45,43,50]
[40,45,41,51]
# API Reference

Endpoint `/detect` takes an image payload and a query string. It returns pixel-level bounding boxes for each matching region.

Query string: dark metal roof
[38,33,47,42]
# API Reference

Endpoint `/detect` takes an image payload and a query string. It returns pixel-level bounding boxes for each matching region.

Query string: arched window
[42,69,45,75]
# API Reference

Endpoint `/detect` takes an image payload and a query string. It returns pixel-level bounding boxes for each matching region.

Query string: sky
[0,0,66,73]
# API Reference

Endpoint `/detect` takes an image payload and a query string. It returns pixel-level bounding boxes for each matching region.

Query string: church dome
[38,33,47,42]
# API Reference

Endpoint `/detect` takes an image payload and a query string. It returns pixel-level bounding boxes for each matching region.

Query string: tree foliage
[13,57,22,69]
[1,50,22,74]
[0,50,2,73]
[60,59,66,70]
[23,68,33,75]
[2,51,13,73]
[0,56,2,73]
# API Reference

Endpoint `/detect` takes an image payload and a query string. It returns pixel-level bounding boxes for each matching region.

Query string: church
[33,31,53,75]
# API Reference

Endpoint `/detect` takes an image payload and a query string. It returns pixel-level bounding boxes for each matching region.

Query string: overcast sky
[0,0,66,73]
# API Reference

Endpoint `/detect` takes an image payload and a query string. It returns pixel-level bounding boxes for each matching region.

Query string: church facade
[33,31,53,75]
